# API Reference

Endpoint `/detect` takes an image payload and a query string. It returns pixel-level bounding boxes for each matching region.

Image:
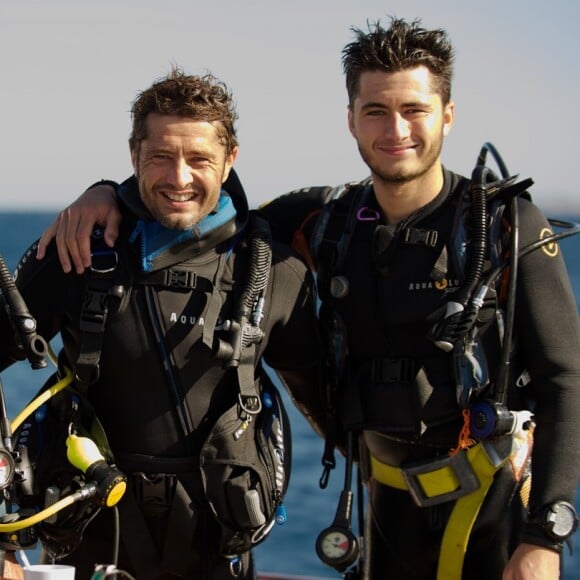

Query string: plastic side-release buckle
[402,450,480,507]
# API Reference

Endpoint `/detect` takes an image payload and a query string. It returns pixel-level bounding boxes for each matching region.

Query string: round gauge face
[551,503,577,537]
[0,450,14,489]
[317,528,352,561]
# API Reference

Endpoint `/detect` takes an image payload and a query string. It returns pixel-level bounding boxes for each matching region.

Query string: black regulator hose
[212,215,272,366]
[238,215,272,324]
[0,254,48,369]
[494,195,519,405]
[430,164,492,350]
[476,142,509,179]
[460,164,490,306]
[463,141,512,310]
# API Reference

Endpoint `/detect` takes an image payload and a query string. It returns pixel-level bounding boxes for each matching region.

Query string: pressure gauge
[315,525,359,570]
[0,448,15,489]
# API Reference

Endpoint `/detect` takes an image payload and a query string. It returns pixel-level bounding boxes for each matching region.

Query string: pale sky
[2,0,579,215]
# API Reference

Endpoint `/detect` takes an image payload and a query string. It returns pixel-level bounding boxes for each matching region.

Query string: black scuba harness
[311,142,580,577]
[74,213,281,577]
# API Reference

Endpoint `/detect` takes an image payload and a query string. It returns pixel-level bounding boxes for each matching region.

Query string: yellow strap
[370,443,507,580]
[369,454,461,497]
[417,465,460,497]
[436,443,506,580]
[369,455,407,489]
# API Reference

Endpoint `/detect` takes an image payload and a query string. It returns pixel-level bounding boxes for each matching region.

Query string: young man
[1,69,325,579]
[37,18,580,579]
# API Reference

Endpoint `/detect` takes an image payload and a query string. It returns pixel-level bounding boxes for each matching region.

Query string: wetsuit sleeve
[0,240,81,371]
[261,245,327,438]
[512,199,580,519]
[257,187,332,246]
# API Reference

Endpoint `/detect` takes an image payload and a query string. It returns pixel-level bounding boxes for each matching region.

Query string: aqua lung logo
[408,278,460,294]
[539,227,558,257]
[169,313,225,329]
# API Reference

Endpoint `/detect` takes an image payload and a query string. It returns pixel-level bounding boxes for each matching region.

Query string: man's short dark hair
[342,17,455,106]
[129,67,238,155]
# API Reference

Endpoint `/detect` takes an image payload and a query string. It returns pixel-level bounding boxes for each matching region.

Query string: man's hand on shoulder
[36,183,121,274]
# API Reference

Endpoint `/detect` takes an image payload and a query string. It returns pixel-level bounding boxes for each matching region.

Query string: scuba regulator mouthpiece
[66,434,127,508]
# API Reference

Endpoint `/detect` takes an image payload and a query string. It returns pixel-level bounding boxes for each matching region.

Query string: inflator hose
[237,215,272,321]
[0,254,48,369]
[460,165,490,307]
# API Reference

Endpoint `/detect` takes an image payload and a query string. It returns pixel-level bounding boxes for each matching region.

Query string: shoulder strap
[312,180,372,300]
[75,236,126,386]
[308,180,371,487]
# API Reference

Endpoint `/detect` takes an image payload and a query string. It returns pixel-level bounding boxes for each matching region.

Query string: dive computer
[529,501,579,542]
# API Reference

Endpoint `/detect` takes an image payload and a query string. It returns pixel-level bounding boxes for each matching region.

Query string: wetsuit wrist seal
[523,500,579,553]
[521,525,565,553]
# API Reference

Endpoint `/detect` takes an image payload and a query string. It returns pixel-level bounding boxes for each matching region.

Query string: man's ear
[443,101,455,137]
[347,106,356,138]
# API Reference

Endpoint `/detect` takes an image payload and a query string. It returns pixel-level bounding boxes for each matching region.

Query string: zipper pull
[273,489,287,524]
[233,415,252,440]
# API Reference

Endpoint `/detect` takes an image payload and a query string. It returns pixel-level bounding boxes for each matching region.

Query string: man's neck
[373,165,445,225]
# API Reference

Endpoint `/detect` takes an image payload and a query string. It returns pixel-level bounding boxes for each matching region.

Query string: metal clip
[90,249,119,274]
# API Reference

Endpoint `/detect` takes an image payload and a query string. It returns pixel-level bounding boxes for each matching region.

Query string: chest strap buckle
[370,357,417,383]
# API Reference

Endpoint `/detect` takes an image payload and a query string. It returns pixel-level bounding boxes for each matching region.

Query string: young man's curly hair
[342,17,455,106]
[129,67,239,155]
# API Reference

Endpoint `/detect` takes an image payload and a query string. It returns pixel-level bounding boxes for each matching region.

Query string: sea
[0,211,579,579]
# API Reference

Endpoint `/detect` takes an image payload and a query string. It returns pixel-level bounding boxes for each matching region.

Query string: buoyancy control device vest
[306,168,535,451]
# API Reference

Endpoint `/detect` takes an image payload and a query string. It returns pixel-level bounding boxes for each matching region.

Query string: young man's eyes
[406,107,428,114]
[365,108,430,117]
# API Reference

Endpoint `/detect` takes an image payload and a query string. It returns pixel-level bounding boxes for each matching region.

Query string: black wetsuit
[260,167,580,578]
[0,171,325,580]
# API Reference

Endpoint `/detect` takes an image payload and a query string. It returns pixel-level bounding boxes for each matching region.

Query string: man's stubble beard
[358,132,444,187]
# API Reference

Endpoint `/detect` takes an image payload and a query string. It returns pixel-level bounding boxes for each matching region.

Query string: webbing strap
[118,488,163,580]
[76,275,122,385]
[160,479,199,577]
[437,443,505,580]
[119,478,198,579]
[370,442,508,579]
[202,253,228,349]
